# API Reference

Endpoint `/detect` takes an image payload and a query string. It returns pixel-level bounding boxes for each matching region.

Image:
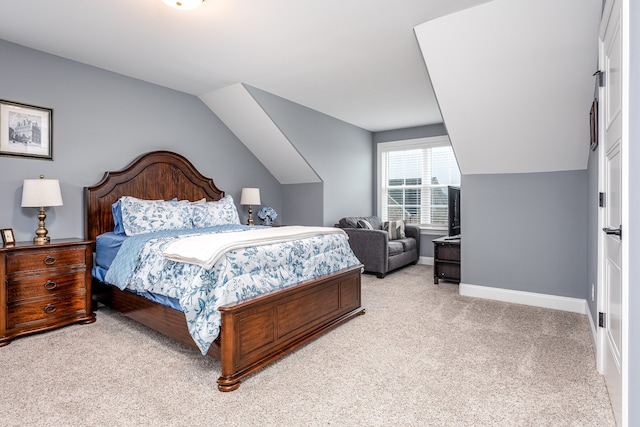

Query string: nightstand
[433,236,461,284]
[0,238,96,346]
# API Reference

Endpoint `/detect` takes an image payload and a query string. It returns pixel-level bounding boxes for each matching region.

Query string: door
[599,1,623,424]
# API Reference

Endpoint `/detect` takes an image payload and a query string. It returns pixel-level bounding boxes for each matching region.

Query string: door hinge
[599,192,606,207]
[599,312,606,328]
[594,70,605,87]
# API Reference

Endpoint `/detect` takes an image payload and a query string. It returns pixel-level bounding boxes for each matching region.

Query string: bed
[85,150,365,391]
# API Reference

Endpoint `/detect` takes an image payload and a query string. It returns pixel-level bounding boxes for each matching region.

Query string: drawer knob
[43,304,57,314]
[43,255,56,266]
[43,280,57,291]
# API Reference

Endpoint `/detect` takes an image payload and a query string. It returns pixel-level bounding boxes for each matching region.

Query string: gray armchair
[337,216,420,278]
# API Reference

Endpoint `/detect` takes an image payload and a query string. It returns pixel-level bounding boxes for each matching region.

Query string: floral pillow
[112,197,178,235]
[190,195,240,228]
[119,196,193,236]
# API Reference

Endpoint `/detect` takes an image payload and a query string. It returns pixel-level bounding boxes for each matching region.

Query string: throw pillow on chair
[357,219,374,230]
[384,220,406,240]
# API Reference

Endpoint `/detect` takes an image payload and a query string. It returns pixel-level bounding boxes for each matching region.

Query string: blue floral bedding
[102,225,361,355]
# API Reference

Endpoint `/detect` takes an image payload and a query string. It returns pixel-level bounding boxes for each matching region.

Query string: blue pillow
[112,200,125,235]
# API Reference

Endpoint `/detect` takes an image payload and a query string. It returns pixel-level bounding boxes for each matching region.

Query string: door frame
[596,0,629,425]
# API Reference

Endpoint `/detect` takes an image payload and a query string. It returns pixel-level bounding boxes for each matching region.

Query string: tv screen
[448,186,461,237]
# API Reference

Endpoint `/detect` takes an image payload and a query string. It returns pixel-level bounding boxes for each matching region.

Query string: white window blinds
[378,137,460,228]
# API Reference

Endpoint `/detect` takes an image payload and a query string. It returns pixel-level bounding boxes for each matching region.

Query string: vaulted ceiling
[0,0,493,132]
[0,0,602,177]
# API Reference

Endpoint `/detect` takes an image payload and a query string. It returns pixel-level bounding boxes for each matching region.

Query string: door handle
[602,225,622,238]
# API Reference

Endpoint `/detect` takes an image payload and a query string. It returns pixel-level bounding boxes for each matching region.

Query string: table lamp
[21,175,63,245]
[240,187,260,226]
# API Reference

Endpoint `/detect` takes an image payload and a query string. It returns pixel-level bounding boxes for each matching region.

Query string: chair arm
[404,224,421,249]
[341,228,389,275]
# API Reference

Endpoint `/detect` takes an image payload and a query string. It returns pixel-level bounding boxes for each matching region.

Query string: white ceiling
[0,0,493,132]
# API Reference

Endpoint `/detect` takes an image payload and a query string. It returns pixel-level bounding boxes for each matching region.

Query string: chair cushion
[388,240,404,256]
[396,237,416,252]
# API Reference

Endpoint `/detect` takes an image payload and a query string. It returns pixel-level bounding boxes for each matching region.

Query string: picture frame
[590,98,598,151]
[1,228,16,246]
[0,99,53,160]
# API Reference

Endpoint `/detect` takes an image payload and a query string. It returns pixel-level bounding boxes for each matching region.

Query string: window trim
[376,135,457,231]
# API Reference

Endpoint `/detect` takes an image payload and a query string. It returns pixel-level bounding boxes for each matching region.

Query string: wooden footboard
[217,265,364,391]
[92,265,364,391]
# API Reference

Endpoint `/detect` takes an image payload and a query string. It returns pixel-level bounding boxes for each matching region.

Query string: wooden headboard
[84,150,225,242]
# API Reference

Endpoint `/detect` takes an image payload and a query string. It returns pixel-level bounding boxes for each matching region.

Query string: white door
[599,1,623,424]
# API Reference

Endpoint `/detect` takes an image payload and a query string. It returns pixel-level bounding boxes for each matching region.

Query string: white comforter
[163,226,346,269]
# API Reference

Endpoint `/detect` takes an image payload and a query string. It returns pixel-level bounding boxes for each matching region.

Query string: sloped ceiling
[415,0,602,175]
[200,83,321,184]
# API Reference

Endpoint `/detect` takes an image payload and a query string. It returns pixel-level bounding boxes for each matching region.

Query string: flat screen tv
[448,186,461,238]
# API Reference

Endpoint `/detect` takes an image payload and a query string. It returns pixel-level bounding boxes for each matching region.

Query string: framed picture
[1,228,15,246]
[590,99,598,151]
[0,99,53,160]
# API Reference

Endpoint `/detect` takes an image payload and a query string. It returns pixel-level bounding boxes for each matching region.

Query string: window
[377,136,460,229]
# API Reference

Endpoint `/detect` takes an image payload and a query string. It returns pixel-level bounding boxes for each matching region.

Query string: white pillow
[119,196,193,236]
[190,195,241,228]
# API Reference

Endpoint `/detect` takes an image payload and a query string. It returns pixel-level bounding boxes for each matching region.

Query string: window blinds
[379,137,460,228]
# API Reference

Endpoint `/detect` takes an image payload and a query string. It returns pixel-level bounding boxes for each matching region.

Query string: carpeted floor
[0,265,615,426]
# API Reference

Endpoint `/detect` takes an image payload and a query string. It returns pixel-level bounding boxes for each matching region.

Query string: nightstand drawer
[6,291,87,329]
[436,263,461,282]
[435,243,460,261]
[6,247,86,273]
[7,269,86,302]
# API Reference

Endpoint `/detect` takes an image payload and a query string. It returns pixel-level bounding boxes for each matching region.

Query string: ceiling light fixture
[162,0,204,10]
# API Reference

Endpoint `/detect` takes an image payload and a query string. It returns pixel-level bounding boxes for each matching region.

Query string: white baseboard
[459,283,588,314]
[419,256,434,266]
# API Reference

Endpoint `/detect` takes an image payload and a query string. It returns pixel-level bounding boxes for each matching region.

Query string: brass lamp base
[33,206,51,245]
[33,236,50,245]
[247,205,254,226]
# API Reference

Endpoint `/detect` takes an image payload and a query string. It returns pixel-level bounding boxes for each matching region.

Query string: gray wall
[0,40,273,240]
[245,85,373,226]
[629,0,639,422]
[282,183,323,226]
[461,171,587,299]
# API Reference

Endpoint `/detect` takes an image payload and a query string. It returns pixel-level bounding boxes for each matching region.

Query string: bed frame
[85,150,364,391]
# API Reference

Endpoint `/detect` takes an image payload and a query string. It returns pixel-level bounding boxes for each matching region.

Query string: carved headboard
[84,150,225,242]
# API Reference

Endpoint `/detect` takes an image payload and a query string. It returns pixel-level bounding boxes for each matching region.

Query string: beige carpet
[0,265,615,426]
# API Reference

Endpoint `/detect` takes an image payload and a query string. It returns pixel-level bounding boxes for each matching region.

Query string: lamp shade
[240,188,261,206]
[162,0,204,10]
[21,177,63,208]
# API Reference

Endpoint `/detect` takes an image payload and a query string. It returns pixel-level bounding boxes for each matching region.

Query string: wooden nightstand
[0,238,96,346]
[433,236,461,284]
